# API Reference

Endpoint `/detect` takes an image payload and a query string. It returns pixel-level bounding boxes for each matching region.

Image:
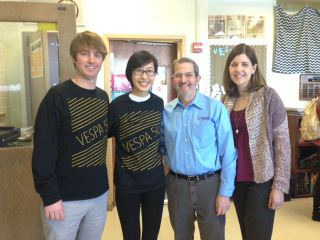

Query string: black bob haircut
[125,50,158,88]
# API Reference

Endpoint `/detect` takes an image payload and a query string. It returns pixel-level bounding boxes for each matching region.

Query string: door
[103,34,185,209]
[109,40,178,104]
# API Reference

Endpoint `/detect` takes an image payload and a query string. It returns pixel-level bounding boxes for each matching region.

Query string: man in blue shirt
[161,57,237,240]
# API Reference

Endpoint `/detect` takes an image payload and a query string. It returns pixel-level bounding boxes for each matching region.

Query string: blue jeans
[40,190,109,240]
[166,172,225,240]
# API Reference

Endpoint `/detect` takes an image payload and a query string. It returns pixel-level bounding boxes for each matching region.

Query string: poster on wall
[208,15,226,39]
[246,16,265,38]
[111,74,132,92]
[30,39,44,79]
[110,55,132,100]
[226,15,246,39]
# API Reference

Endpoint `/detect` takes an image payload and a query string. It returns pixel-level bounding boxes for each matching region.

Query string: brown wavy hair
[222,43,266,97]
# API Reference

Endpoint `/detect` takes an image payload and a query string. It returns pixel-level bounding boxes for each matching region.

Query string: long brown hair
[222,44,266,97]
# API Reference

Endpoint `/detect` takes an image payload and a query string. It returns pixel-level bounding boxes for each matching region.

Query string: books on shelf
[297,172,318,195]
[298,150,320,169]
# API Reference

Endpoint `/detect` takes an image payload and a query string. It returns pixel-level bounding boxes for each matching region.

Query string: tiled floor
[102,197,319,240]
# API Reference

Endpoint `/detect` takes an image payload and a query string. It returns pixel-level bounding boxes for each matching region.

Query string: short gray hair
[172,57,199,77]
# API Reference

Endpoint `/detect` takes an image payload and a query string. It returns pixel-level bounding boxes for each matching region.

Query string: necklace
[234,109,245,134]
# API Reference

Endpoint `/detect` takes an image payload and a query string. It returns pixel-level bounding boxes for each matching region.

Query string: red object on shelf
[192,42,203,53]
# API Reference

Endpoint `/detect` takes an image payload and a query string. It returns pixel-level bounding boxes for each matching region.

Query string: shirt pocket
[191,120,215,149]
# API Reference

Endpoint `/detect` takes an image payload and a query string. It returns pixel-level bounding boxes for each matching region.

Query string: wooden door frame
[103,34,186,97]
[0,2,76,239]
[103,34,186,209]
[0,2,77,80]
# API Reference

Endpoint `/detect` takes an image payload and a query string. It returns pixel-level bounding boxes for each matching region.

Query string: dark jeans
[314,164,320,206]
[116,186,165,240]
[233,180,275,240]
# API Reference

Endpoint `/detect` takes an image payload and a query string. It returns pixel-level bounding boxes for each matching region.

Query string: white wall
[78,0,308,108]
[0,0,309,129]
[77,0,209,92]
[209,0,310,108]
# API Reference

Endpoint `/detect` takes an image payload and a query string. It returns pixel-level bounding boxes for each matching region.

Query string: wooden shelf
[288,113,319,199]
[293,194,313,198]
[298,142,317,147]
[296,169,318,173]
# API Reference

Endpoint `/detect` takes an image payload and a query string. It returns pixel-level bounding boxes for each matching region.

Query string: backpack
[300,99,320,141]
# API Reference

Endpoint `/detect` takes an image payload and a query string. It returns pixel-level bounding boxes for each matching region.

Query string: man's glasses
[133,69,156,76]
[173,72,195,79]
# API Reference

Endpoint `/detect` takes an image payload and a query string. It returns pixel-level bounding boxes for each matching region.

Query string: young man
[32,31,109,240]
[161,57,237,240]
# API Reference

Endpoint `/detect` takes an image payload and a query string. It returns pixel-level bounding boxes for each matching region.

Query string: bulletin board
[210,44,267,96]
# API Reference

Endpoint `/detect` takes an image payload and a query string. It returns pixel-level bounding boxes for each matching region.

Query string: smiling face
[73,46,103,81]
[173,62,200,101]
[229,53,257,90]
[131,62,155,97]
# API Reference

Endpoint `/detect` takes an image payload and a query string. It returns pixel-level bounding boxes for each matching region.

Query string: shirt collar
[192,91,205,110]
[172,90,204,110]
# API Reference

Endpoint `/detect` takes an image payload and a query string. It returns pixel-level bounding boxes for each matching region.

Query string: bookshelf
[288,112,319,198]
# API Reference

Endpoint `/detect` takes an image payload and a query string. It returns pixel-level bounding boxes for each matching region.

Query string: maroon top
[230,109,254,181]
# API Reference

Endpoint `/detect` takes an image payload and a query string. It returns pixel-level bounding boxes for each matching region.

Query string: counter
[0,142,114,240]
[0,146,44,240]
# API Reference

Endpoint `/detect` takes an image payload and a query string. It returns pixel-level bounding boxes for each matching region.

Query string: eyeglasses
[173,72,195,79]
[133,69,156,76]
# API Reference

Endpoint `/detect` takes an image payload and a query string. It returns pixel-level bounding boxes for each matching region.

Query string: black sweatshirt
[32,80,109,206]
[109,93,165,193]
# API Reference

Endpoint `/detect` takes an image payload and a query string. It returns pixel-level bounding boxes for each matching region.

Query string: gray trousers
[166,172,225,240]
[40,190,109,240]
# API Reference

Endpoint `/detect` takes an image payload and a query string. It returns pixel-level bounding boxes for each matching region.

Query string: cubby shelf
[288,113,319,198]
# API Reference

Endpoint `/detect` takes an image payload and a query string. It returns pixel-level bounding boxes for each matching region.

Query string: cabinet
[288,113,319,198]
[0,146,44,240]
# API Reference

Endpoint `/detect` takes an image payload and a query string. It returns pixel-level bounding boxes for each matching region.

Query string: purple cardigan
[224,86,291,193]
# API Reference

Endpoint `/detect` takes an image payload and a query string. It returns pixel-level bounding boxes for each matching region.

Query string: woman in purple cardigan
[222,43,291,240]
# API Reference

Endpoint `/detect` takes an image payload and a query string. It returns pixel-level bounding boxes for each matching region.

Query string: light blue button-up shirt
[160,91,237,197]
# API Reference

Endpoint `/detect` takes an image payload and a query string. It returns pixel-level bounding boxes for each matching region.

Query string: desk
[0,146,44,240]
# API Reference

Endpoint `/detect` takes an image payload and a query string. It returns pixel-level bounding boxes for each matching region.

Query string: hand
[268,189,284,210]
[44,200,65,221]
[162,156,169,175]
[216,195,230,216]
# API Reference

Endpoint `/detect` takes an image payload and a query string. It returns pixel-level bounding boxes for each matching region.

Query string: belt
[169,169,221,182]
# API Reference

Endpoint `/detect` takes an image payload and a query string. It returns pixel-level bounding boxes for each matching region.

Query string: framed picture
[246,16,265,38]
[24,0,85,26]
[226,15,246,39]
[208,15,226,39]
